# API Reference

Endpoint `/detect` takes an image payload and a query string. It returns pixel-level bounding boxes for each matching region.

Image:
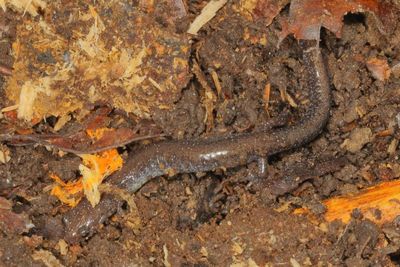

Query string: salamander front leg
[245,156,269,181]
[256,156,268,178]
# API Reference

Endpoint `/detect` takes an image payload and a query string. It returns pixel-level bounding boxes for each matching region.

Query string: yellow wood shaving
[1,0,46,16]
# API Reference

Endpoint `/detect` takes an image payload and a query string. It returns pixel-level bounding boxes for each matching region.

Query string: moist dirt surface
[1,1,400,266]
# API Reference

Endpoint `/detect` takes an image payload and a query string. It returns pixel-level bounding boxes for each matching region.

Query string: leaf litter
[0,1,400,266]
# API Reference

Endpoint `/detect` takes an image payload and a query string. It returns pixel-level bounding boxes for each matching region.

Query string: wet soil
[0,1,400,266]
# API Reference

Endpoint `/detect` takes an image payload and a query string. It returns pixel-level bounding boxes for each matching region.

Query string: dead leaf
[235,0,289,26]
[0,125,163,154]
[285,0,397,40]
[0,104,163,154]
[1,104,19,112]
[0,197,33,235]
[366,57,391,81]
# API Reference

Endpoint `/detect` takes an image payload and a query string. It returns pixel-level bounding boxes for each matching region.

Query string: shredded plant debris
[0,0,46,16]
[1,0,400,265]
[50,149,123,207]
[4,2,191,123]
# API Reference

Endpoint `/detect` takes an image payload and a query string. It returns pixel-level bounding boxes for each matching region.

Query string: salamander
[62,41,331,243]
[110,41,331,193]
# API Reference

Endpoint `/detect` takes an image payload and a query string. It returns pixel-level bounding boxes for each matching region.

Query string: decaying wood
[296,180,400,225]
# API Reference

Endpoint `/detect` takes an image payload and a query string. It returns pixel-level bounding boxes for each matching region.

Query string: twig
[187,0,228,35]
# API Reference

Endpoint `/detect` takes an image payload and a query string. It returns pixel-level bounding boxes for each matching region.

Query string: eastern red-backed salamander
[110,41,331,192]
[62,41,331,243]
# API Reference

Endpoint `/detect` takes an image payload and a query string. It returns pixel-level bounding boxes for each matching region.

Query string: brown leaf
[366,57,391,81]
[0,105,164,154]
[0,197,33,235]
[82,106,112,131]
[236,0,289,26]
[287,0,397,40]
[0,128,163,154]
[253,0,289,24]
[1,123,164,154]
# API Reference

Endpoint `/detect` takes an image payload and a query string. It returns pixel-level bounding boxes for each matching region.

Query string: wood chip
[210,70,222,97]
[263,83,271,112]
[32,249,65,267]
[388,138,399,155]
[1,104,19,112]
[163,244,171,267]
[57,239,69,256]
[232,241,244,255]
[148,77,165,92]
[53,115,71,132]
[279,86,298,108]
[296,180,400,225]
[324,180,400,224]
[187,0,228,35]
[0,145,11,164]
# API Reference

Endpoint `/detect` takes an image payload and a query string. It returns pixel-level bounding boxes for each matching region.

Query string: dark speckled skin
[110,42,331,193]
[62,42,331,243]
